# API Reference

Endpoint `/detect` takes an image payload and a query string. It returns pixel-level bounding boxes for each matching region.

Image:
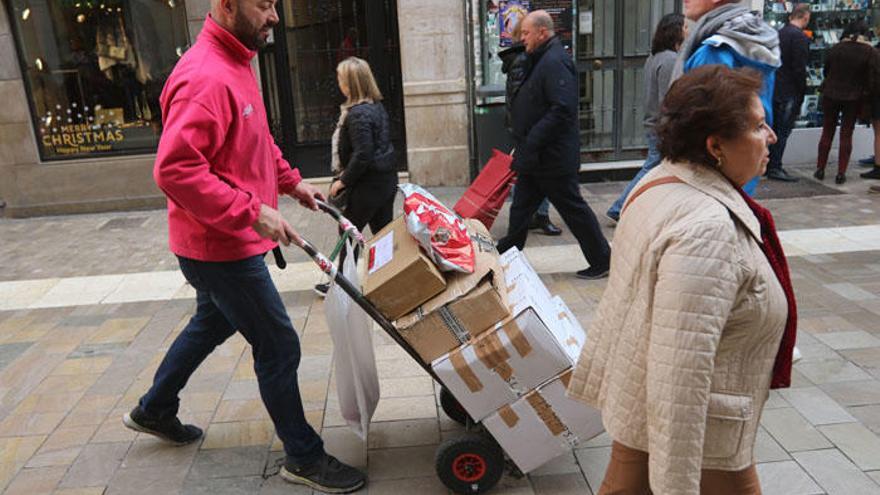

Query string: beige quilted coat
[567,160,788,495]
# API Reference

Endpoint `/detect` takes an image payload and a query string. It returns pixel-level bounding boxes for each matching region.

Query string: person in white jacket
[568,65,798,495]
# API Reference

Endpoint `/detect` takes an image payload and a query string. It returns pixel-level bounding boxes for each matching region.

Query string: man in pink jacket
[121,1,365,492]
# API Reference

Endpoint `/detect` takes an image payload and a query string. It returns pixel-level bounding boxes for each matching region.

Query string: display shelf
[764,0,877,128]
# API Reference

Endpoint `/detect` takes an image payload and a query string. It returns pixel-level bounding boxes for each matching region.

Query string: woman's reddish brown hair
[656,65,764,167]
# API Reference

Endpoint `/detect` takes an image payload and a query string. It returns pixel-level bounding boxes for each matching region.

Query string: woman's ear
[705,135,723,162]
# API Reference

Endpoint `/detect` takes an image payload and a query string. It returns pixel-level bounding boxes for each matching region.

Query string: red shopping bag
[453,149,516,229]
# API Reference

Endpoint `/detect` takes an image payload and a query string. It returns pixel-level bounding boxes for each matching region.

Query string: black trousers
[497,172,610,268]
[340,175,397,264]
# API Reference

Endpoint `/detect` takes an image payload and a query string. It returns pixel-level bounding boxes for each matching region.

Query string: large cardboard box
[482,371,605,473]
[552,296,587,363]
[396,220,509,363]
[432,300,574,421]
[500,248,552,302]
[362,216,446,321]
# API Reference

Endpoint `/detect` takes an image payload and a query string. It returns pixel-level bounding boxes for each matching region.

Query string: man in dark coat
[767,3,811,182]
[497,10,611,279]
[500,34,561,236]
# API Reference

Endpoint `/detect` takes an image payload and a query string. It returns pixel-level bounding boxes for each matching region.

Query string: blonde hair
[337,57,383,106]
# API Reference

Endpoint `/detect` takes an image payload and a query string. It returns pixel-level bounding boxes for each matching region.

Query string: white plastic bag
[324,239,380,440]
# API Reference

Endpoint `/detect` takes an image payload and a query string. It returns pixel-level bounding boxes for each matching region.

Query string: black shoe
[860,167,880,180]
[835,173,847,185]
[576,265,609,280]
[528,214,548,230]
[122,406,202,445]
[539,221,562,236]
[765,168,799,182]
[280,453,366,494]
[859,155,876,165]
[814,169,825,181]
[314,283,330,298]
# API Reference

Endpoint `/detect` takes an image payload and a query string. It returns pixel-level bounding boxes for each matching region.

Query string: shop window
[764,1,878,128]
[6,0,189,160]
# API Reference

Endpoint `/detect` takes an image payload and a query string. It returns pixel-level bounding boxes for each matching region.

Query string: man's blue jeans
[607,132,663,221]
[768,96,800,173]
[140,255,324,465]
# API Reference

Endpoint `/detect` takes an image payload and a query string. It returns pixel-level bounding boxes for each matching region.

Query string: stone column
[396,0,471,186]
[0,0,41,212]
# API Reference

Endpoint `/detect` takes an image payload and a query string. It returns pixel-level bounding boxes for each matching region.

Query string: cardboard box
[362,216,446,321]
[432,301,574,420]
[396,220,509,363]
[500,248,552,303]
[482,371,605,473]
[552,296,587,363]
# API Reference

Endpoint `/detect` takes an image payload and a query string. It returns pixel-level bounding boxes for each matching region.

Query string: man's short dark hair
[656,65,764,168]
[651,13,685,55]
[790,3,811,21]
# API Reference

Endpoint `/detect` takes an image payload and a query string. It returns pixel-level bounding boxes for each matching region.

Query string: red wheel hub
[452,453,487,482]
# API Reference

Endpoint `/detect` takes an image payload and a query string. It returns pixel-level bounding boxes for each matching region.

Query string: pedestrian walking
[814,21,876,184]
[496,10,611,280]
[859,44,880,181]
[123,1,366,492]
[607,13,686,221]
[315,56,398,297]
[568,65,797,495]
[499,21,561,236]
[766,3,811,183]
[673,0,781,196]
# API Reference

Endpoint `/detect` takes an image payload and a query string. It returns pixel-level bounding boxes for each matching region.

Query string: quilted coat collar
[663,160,762,244]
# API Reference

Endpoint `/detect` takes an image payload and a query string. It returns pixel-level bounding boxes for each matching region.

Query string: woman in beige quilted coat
[568,65,797,495]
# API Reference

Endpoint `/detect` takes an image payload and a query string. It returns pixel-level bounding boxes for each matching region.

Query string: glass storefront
[764,0,878,128]
[474,0,680,165]
[6,0,189,161]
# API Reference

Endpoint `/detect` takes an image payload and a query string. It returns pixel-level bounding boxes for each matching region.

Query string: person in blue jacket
[673,0,781,196]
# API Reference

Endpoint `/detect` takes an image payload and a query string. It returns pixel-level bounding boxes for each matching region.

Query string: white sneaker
[792,346,803,363]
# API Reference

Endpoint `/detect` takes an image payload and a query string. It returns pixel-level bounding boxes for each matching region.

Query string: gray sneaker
[280,453,366,494]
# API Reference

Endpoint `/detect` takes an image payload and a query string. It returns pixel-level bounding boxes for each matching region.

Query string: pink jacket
[154,15,301,261]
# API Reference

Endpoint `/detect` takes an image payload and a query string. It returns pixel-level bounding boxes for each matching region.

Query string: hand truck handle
[315,199,365,246]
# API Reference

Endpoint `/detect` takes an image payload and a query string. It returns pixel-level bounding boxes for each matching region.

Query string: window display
[764,0,877,128]
[479,0,573,90]
[6,0,189,160]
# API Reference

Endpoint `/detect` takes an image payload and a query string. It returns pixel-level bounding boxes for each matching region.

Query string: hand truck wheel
[440,387,473,426]
[435,431,504,494]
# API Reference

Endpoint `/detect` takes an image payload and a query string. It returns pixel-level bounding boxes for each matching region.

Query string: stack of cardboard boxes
[362,216,603,473]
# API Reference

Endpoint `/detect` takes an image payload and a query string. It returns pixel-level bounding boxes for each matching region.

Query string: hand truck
[285,200,511,494]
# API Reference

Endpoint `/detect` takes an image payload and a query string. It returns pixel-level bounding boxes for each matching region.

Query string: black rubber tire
[440,387,473,426]
[435,432,505,494]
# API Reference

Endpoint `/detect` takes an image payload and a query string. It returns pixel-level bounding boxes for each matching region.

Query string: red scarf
[736,189,797,389]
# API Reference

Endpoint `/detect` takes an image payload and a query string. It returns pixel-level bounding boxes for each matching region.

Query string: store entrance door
[576,0,680,163]
[259,0,406,178]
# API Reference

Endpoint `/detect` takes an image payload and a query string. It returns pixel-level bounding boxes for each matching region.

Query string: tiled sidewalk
[2,168,880,494]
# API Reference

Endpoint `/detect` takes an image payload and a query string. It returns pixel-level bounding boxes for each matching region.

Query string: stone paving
[0,162,880,494]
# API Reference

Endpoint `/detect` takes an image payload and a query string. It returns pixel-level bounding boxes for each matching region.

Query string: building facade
[0,0,875,217]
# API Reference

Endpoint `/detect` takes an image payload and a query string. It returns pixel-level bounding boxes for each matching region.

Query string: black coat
[339,102,396,186]
[774,24,810,104]
[822,40,876,102]
[509,37,579,177]
[500,42,529,132]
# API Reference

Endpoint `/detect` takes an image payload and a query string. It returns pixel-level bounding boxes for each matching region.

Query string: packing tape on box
[560,370,573,388]
[503,319,532,358]
[499,405,519,428]
[526,392,567,436]
[450,348,483,392]
[439,306,470,345]
[474,331,513,381]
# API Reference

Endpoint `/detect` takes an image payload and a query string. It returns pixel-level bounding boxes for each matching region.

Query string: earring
[715,155,724,169]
